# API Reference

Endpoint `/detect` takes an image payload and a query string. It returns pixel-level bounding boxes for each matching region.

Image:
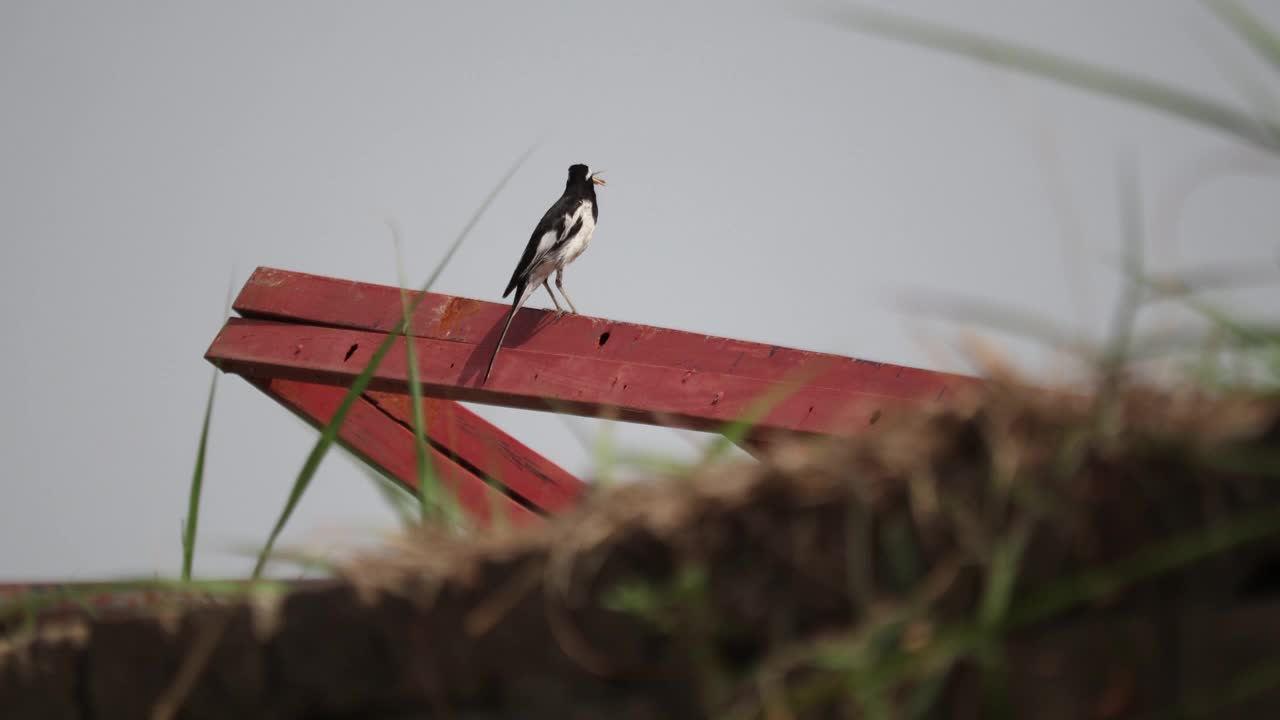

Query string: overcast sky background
[3,1,1279,580]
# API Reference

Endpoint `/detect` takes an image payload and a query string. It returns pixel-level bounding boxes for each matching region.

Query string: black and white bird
[483,163,606,383]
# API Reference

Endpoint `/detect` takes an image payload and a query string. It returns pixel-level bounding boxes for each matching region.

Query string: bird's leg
[555,269,578,314]
[541,280,565,316]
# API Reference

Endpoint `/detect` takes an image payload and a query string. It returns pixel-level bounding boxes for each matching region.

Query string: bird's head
[567,163,606,189]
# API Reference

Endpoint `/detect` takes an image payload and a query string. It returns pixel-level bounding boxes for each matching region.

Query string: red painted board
[208,318,911,438]
[232,266,979,403]
[363,391,585,513]
[253,377,539,528]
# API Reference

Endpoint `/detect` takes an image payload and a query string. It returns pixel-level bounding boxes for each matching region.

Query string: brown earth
[4,381,1280,719]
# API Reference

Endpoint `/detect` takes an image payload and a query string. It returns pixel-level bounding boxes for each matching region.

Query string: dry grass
[5,379,1280,718]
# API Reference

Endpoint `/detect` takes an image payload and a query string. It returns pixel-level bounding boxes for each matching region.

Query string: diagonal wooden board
[253,377,542,527]
[211,267,979,440]
[232,267,978,403]
[359,389,583,514]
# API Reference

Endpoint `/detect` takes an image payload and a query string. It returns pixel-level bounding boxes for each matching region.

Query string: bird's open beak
[590,174,606,186]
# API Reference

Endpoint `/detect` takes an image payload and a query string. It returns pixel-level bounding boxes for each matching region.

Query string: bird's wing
[502,197,583,297]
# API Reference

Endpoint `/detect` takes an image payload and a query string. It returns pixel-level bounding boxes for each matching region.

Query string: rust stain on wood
[431,296,485,336]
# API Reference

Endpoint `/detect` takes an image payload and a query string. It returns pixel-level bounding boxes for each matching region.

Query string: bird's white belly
[527,200,596,288]
[559,210,595,264]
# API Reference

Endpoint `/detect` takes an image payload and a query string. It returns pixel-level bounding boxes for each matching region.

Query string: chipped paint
[251,267,287,287]
[432,296,485,337]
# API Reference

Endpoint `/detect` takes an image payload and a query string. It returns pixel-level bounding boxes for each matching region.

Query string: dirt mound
[4,383,1280,719]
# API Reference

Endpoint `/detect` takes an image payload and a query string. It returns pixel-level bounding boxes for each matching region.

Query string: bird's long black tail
[483,282,528,384]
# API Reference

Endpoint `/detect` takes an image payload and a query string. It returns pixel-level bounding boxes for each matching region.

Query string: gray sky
[3,0,1278,580]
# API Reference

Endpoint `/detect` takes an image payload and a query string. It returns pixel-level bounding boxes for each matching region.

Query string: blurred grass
[1207,0,1280,74]
[717,5,1280,715]
[824,2,1280,396]
[818,4,1280,155]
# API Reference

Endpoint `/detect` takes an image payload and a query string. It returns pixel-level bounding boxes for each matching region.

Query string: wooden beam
[361,391,585,513]
[232,266,978,404]
[208,318,914,438]
[206,266,980,512]
[253,377,539,528]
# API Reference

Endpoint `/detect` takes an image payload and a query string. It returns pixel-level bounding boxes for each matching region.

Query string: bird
[483,163,606,383]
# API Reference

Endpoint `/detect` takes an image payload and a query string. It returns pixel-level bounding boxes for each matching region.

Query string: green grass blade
[977,522,1030,628]
[592,415,619,486]
[389,220,458,525]
[250,145,538,578]
[820,6,1280,154]
[181,370,219,581]
[399,267,438,522]
[181,273,236,581]
[1205,0,1280,74]
[1199,18,1280,137]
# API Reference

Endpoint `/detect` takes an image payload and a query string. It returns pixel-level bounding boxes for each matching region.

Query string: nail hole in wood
[598,331,611,348]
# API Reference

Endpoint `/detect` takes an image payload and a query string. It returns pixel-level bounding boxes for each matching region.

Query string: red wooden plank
[207,318,910,438]
[362,391,585,513]
[232,266,979,403]
[253,377,539,528]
